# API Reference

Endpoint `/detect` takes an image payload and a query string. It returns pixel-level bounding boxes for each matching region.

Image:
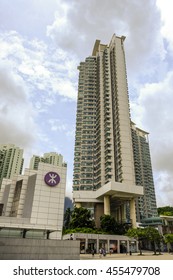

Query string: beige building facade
[73,34,145,227]
[0,144,24,187]
[63,232,138,254]
[29,152,66,170]
[0,162,67,239]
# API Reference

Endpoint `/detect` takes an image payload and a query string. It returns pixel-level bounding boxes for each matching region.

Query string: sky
[0,0,173,207]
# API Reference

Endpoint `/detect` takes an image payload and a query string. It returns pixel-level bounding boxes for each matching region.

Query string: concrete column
[127,240,130,253]
[136,241,138,252]
[116,209,119,221]
[117,207,121,223]
[130,198,136,228]
[94,203,104,228]
[104,195,110,215]
[117,240,120,253]
[118,206,121,222]
[107,239,110,253]
[158,225,163,235]
[96,236,99,253]
[85,236,88,253]
[121,203,126,222]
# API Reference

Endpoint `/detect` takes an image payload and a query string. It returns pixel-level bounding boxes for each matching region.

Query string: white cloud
[0,0,173,207]
[49,119,67,132]
[155,172,173,206]
[0,67,37,148]
[131,70,173,206]
[48,118,75,138]
[47,0,164,79]
[0,31,77,102]
[157,0,173,51]
[52,79,77,100]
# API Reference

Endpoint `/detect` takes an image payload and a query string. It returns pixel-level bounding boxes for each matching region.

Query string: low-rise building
[140,216,173,235]
[0,162,67,240]
[63,232,138,254]
[0,144,24,187]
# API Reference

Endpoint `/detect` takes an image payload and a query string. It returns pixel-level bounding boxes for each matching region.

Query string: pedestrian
[70,234,73,240]
[99,248,103,258]
[103,249,106,257]
[91,249,95,257]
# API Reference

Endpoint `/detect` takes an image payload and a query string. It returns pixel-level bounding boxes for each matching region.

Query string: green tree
[100,215,129,235]
[64,207,72,229]
[158,206,173,216]
[69,207,95,229]
[126,228,146,255]
[100,215,117,234]
[144,227,162,255]
[164,233,173,252]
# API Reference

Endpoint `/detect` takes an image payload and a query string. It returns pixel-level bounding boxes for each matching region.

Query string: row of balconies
[83,107,96,112]
[81,167,93,172]
[103,97,110,104]
[105,154,112,162]
[105,166,112,173]
[81,156,93,161]
[104,137,111,144]
[81,161,93,167]
[81,130,95,139]
[104,149,112,157]
[80,173,93,178]
[79,185,94,190]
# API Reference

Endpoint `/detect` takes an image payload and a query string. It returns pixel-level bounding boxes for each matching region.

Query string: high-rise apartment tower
[131,123,157,221]
[29,152,67,170]
[0,144,24,187]
[72,34,157,226]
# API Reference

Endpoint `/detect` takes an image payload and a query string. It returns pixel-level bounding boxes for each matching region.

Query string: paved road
[80,252,173,260]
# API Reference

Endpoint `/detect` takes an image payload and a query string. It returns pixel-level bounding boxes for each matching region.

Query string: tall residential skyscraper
[0,144,24,187]
[72,34,156,227]
[29,152,67,170]
[131,123,157,221]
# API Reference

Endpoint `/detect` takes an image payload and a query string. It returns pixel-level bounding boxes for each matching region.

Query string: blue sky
[0,0,173,206]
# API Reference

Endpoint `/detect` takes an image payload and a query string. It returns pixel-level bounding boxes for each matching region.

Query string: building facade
[0,162,67,239]
[29,152,67,170]
[63,232,138,254]
[73,34,156,226]
[131,123,157,221]
[0,144,24,187]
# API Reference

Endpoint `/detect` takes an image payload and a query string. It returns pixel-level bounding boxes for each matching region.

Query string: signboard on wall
[44,172,60,187]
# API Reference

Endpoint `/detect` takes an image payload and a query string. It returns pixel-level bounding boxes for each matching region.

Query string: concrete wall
[0,238,80,260]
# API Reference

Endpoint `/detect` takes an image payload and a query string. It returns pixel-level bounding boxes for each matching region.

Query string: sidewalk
[80,251,173,260]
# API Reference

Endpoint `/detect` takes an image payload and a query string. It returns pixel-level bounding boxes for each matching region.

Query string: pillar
[115,209,119,221]
[107,239,110,252]
[118,206,121,221]
[96,236,99,253]
[104,195,110,215]
[136,240,138,252]
[94,203,104,228]
[127,240,130,253]
[130,198,136,228]
[117,240,120,253]
[85,236,88,253]
[121,203,126,223]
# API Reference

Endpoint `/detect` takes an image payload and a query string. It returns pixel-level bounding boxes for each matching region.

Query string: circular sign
[44,172,60,187]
